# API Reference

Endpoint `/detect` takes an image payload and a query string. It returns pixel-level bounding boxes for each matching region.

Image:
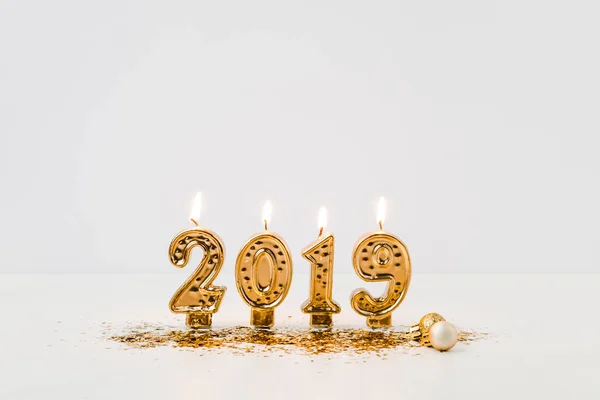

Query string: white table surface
[0,273,597,399]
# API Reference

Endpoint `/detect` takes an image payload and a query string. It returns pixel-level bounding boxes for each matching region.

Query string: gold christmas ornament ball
[419,312,445,332]
[428,321,458,351]
[408,312,446,341]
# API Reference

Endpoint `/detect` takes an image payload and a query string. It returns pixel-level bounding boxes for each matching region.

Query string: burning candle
[235,201,293,328]
[301,206,341,328]
[168,192,227,329]
[350,197,412,328]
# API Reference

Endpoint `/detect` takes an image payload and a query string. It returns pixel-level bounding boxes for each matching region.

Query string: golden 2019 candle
[350,197,411,328]
[301,206,341,328]
[235,201,293,328]
[168,193,227,329]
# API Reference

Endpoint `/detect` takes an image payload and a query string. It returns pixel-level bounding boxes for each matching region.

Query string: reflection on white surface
[0,274,597,399]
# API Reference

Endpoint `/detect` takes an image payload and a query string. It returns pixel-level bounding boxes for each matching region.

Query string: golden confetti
[106,323,487,357]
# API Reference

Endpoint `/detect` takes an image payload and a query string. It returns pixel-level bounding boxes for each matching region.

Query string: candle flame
[262,201,272,230]
[377,196,386,230]
[190,192,202,226]
[318,206,327,235]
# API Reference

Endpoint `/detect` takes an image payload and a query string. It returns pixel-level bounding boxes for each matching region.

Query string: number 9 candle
[301,206,341,328]
[235,201,293,328]
[168,193,227,329]
[350,197,412,328]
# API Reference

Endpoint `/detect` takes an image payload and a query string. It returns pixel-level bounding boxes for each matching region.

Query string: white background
[1,0,599,274]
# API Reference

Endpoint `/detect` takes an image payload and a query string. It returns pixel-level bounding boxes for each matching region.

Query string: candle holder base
[310,314,333,328]
[251,308,274,328]
[186,312,212,329]
[366,313,392,329]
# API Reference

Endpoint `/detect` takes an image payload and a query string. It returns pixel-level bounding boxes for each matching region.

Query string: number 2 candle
[350,197,412,328]
[168,193,227,329]
[301,206,341,328]
[235,201,293,328]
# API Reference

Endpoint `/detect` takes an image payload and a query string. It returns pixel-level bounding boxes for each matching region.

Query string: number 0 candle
[235,201,293,328]
[301,206,341,328]
[168,193,227,329]
[350,197,412,328]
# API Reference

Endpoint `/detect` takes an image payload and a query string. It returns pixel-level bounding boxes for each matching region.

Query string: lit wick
[318,206,327,237]
[377,196,386,231]
[262,200,272,231]
[190,192,202,227]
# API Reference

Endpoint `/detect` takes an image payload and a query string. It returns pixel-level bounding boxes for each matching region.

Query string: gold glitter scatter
[457,329,488,344]
[106,323,486,356]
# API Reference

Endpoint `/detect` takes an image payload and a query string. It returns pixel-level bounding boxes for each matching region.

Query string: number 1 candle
[301,206,341,328]
[350,197,412,328]
[168,193,227,329]
[235,201,293,328]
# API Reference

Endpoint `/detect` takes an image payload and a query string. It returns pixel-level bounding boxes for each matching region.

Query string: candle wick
[319,226,324,237]
[190,218,199,227]
[264,219,268,231]
[378,221,383,230]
